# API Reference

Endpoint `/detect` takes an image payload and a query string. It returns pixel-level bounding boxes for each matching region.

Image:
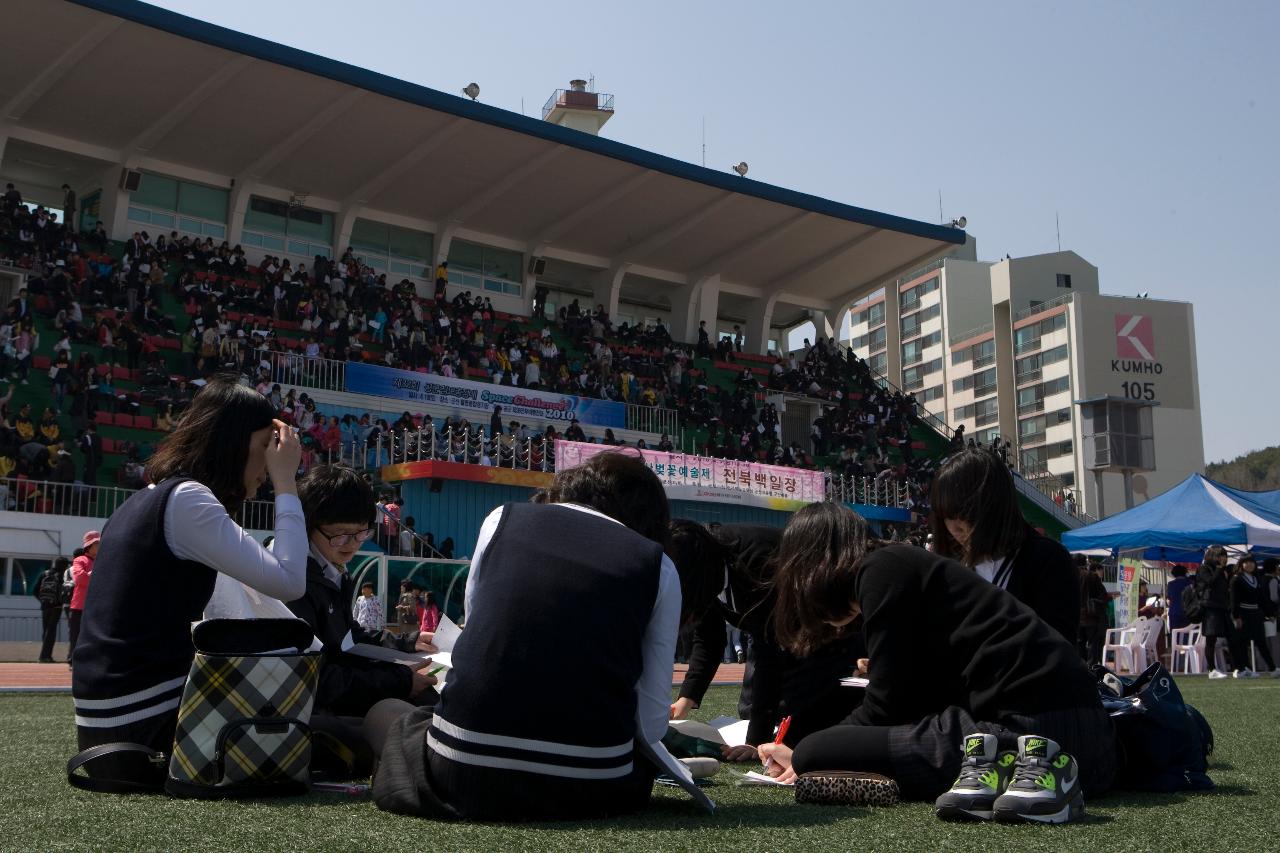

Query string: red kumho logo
[1115,314,1154,361]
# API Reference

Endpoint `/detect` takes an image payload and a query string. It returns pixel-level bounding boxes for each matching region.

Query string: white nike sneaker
[1207,670,1230,680]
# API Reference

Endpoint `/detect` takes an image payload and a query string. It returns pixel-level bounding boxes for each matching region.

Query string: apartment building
[845,248,1204,519]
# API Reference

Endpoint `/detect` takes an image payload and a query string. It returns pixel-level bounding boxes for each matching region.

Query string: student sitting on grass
[757,502,1115,824]
[667,521,865,756]
[365,452,693,821]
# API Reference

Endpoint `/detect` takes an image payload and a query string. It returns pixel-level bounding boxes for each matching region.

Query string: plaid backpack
[68,619,320,799]
[164,619,320,798]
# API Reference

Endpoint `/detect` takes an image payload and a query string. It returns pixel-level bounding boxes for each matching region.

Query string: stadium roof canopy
[3,0,964,329]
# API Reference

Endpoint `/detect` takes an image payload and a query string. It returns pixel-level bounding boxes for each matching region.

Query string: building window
[1056,273,1072,288]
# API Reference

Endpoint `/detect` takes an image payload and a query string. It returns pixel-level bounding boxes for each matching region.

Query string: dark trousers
[40,605,60,661]
[68,608,83,663]
[792,705,1116,802]
[1239,612,1277,671]
[1078,622,1107,666]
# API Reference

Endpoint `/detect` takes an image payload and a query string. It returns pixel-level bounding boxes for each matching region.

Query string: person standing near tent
[1197,546,1237,679]
[1230,555,1278,677]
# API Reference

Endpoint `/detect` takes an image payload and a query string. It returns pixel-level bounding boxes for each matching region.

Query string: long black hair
[929,448,1027,565]
[145,376,276,514]
[771,502,874,657]
[668,519,735,623]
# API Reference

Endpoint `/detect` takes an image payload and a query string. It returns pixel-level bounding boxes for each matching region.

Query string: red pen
[763,715,792,773]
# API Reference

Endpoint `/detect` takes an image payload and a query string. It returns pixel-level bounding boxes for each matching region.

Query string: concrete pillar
[668,281,699,345]
[694,274,721,337]
[883,282,902,386]
[433,223,458,270]
[592,262,629,322]
[334,205,359,258]
[746,292,780,356]
[98,164,136,242]
[226,179,254,248]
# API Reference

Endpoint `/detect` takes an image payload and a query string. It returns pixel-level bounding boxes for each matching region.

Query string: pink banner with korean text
[554,441,826,511]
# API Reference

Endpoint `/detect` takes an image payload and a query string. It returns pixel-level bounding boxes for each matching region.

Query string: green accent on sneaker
[965,736,985,757]
[998,752,1017,767]
[979,770,1001,791]
[1034,773,1056,792]
[1024,737,1047,756]
[1053,754,1071,769]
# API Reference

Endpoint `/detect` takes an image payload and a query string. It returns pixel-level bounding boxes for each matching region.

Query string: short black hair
[297,464,376,532]
[533,451,670,548]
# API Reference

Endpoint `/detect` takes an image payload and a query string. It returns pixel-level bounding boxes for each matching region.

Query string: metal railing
[314,426,559,475]
[825,475,912,508]
[375,502,446,558]
[269,351,677,437]
[624,403,679,438]
[949,321,994,346]
[542,89,615,120]
[0,475,281,531]
[0,477,133,518]
[1013,292,1073,322]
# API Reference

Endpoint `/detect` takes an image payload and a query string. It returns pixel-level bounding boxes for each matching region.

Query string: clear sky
[146,0,1279,464]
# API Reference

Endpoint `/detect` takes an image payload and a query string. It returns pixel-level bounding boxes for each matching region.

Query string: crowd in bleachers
[1,180,943,516]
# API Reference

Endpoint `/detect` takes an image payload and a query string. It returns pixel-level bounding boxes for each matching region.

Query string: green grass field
[1,680,1274,852]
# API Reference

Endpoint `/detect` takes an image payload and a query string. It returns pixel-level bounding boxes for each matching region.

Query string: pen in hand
[762,715,792,773]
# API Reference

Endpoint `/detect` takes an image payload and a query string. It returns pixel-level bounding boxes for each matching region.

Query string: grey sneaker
[992,735,1085,824]
[935,733,1017,821]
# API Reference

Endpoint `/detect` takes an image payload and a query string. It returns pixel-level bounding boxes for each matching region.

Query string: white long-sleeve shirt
[162,481,308,602]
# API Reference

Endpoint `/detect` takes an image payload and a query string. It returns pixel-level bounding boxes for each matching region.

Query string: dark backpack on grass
[1095,662,1214,792]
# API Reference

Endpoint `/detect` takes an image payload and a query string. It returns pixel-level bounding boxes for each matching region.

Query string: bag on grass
[1094,662,1214,792]
[67,618,320,798]
[794,771,900,806]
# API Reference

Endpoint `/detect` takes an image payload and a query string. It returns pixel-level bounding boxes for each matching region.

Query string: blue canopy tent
[1061,474,1280,561]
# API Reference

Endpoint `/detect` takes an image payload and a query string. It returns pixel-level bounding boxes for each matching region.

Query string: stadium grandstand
[0,0,1075,638]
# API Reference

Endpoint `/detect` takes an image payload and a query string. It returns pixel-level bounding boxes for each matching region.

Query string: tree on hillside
[1205,445,1280,491]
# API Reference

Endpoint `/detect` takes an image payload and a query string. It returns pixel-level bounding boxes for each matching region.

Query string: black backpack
[37,570,62,606]
[1095,662,1214,792]
[1181,582,1207,623]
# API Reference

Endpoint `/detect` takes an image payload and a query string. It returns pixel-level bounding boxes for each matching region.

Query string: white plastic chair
[1171,624,1203,674]
[1128,617,1163,672]
[1102,623,1139,672]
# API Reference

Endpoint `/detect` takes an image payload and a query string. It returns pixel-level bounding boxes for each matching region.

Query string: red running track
[0,662,747,692]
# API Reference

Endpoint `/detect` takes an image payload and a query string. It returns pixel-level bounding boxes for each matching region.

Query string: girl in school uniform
[929,448,1079,642]
[367,452,695,821]
[757,502,1115,806]
[70,378,307,783]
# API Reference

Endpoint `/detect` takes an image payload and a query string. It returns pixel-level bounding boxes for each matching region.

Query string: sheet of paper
[735,770,794,787]
[669,716,752,747]
[707,716,751,748]
[839,676,870,688]
[432,614,463,653]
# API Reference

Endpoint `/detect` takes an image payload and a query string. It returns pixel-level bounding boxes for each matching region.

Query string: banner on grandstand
[344,362,626,428]
[554,441,826,510]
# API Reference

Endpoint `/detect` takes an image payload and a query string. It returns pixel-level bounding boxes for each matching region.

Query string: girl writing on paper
[756,502,1115,803]
[367,452,699,820]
